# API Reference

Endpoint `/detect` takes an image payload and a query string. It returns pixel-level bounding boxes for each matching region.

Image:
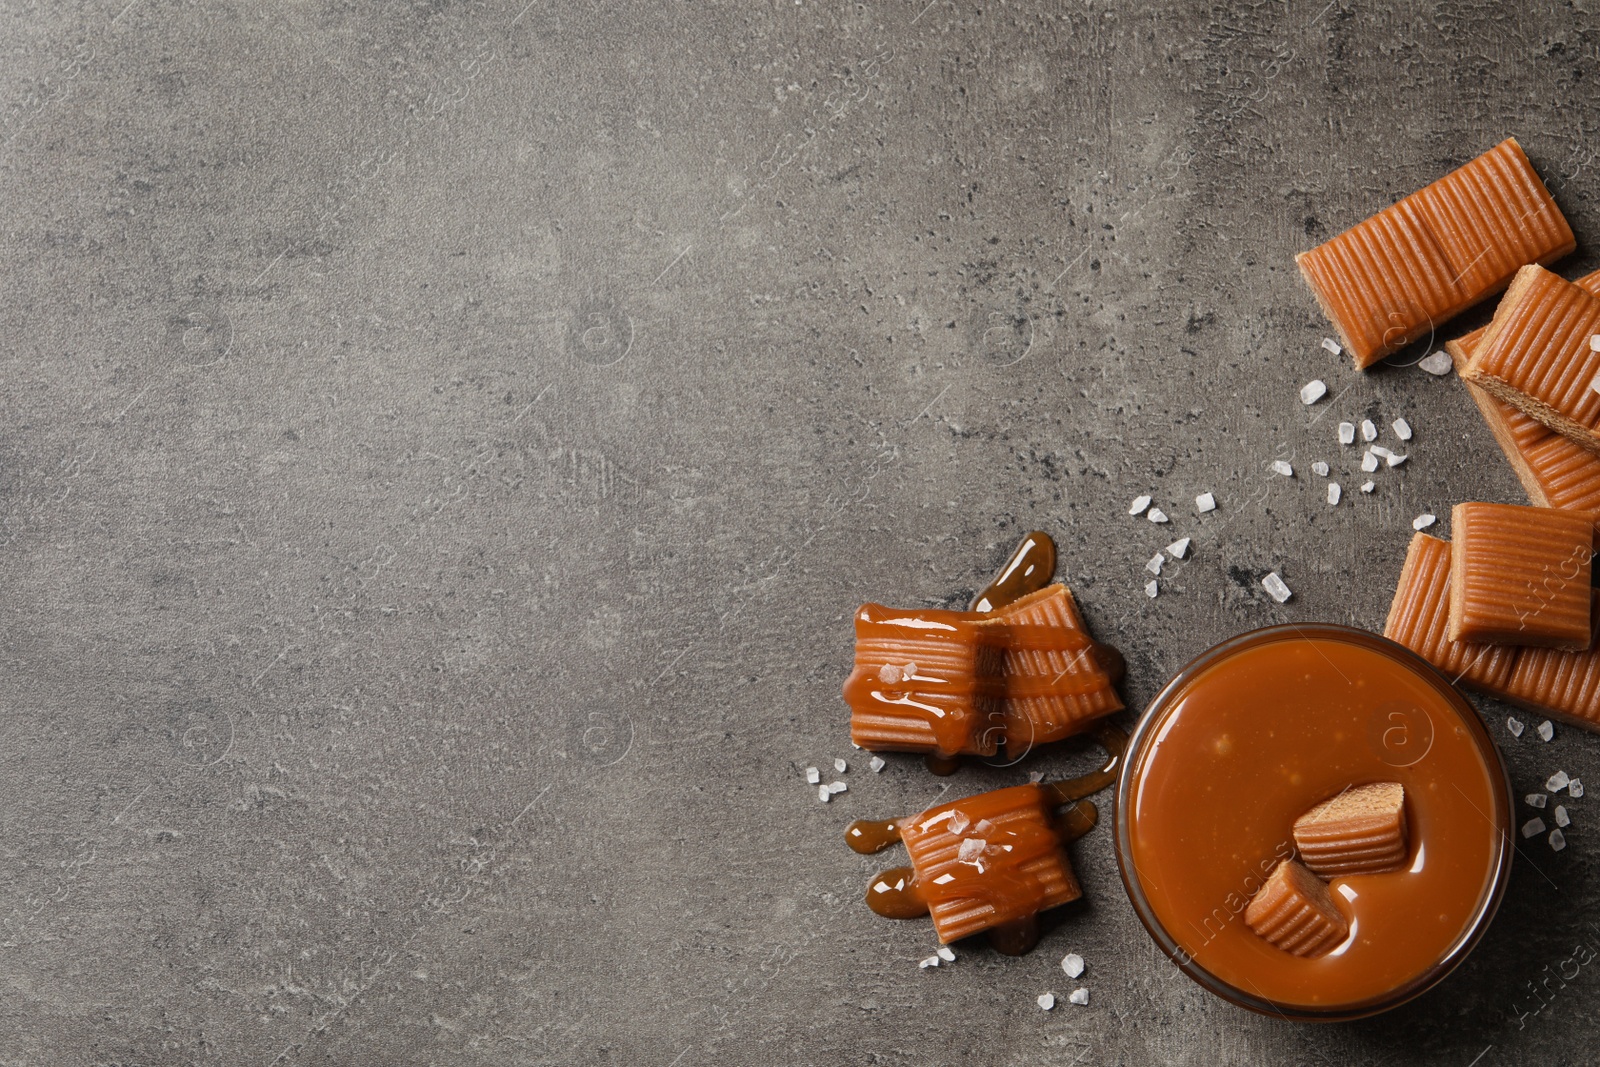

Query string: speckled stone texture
[2,1,1597,1064]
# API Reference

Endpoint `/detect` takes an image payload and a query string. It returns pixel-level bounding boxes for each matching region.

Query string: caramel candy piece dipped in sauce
[1243,860,1351,959]
[1382,532,1517,695]
[1462,265,1600,454]
[1293,783,1408,878]
[1296,138,1573,369]
[1448,502,1592,650]
[1502,590,1600,731]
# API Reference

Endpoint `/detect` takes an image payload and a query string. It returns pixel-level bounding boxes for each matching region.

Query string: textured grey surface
[4,1,1600,1063]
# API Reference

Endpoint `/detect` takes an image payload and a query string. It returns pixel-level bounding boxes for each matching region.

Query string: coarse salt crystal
[1548,770,1571,793]
[1386,452,1408,468]
[1571,779,1584,798]
[1370,445,1393,459]
[1147,508,1169,524]
[948,810,970,835]
[1301,380,1328,405]
[1196,492,1217,513]
[1360,480,1376,493]
[805,766,820,784]
[1027,771,1045,784]
[1538,720,1555,742]
[1551,828,1568,851]
[920,955,940,969]
[1508,717,1525,737]
[1312,461,1330,477]
[1327,483,1341,506]
[1167,537,1191,559]
[1591,335,1600,353]
[828,781,848,794]
[1271,460,1294,477]
[819,785,831,802]
[1556,805,1571,828]
[1527,793,1548,809]
[1361,419,1378,441]
[956,837,987,863]
[1061,953,1085,978]
[973,819,993,834]
[1361,451,1379,473]
[1523,817,1547,838]
[1418,351,1452,375]
[1322,337,1343,356]
[1413,514,1436,531]
[869,755,886,773]
[1146,553,1164,576]
[1262,572,1292,604]
[1037,993,1056,1010]
[937,946,956,962]
[1129,495,1152,516]
[834,757,848,773]
[1393,418,1413,440]
[1145,580,1158,599]
[1338,422,1355,445]
[1068,988,1090,1006]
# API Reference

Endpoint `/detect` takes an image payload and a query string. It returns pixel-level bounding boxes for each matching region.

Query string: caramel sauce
[845,817,904,855]
[865,866,928,919]
[1053,800,1098,843]
[924,752,962,776]
[1041,721,1129,805]
[970,531,1057,612]
[987,915,1041,956]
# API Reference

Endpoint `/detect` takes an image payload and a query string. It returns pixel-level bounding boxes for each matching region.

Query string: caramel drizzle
[970,531,1057,613]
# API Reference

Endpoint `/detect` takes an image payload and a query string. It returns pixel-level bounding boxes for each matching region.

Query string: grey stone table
[3,1,1596,1063]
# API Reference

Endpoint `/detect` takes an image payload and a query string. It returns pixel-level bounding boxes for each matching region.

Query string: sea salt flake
[1147,508,1169,524]
[1523,817,1547,838]
[1412,514,1436,531]
[1196,492,1217,513]
[1338,421,1356,445]
[1538,720,1555,742]
[1361,451,1379,473]
[1418,351,1452,375]
[1271,460,1294,477]
[1301,379,1328,405]
[1262,572,1292,603]
[1328,483,1341,506]
[1526,793,1547,809]
[1027,771,1045,784]
[1591,334,1600,353]
[937,946,956,962]
[1068,988,1090,1006]
[1166,537,1191,559]
[1360,480,1376,493]
[1556,805,1571,828]
[834,757,848,773]
[1571,779,1584,798]
[1361,419,1378,441]
[805,766,820,784]
[1386,452,1408,468]
[1146,553,1165,575]
[920,955,940,969]
[1551,828,1568,851]
[1548,770,1571,793]
[869,755,886,773]
[819,785,831,802]
[1037,993,1056,1010]
[1144,579,1159,599]
[947,810,970,835]
[1129,495,1152,516]
[1061,953,1086,978]
[973,819,994,834]
[956,837,988,863]
[932,872,955,885]
[1370,445,1393,459]
[1312,461,1330,477]
[1393,418,1413,440]
[828,781,848,794]
[1508,717,1525,737]
[1322,337,1343,356]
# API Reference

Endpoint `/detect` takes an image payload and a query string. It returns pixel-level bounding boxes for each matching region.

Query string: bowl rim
[1112,622,1515,1022]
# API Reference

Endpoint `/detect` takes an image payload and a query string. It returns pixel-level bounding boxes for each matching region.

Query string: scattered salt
[1360,480,1376,493]
[1523,817,1547,838]
[1262,572,1293,604]
[948,810,970,835]
[1301,379,1328,405]
[1508,717,1525,738]
[1527,793,1548,809]
[1361,451,1379,473]
[1361,419,1378,441]
[937,946,956,962]
[1271,460,1294,477]
[1147,508,1169,524]
[1551,828,1568,851]
[819,785,831,803]
[1196,492,1217,513]
[1322,337,1343,356]
[1166,537,1191,559]
[920,955,940,969]
[1412,514,1436,531]
[1338,421,1356,445]
[1327,483,1341,506]
[1571,779,1584,798]
[834,757,848,773]
[1591,335,1600,353]
[1312,461,1330,477]
[1145,580,1158,599]
[1393,418,1413,441]
[1061,953,1086,978]
[1145,553,1164,576]
[1538,720,1555,742]
[1129,495,1152,516]
[956,837,987,863]
[1556,805,1571,828]
[1548,770,1571,793]
[828,781,848,794]
[1027,771,1045,784]
[1386,452,1408,468]
[1068,988,1090,1006]
[1418,351,1453,375]
[806,766,820,784]
[1037,993,1056,1011]
[1369,445,1393,459]
[973,819,993,834]
[869,755,886,773]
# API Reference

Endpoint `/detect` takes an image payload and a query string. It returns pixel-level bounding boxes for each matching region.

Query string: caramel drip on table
[1053,800,1098,843]
[865,866,928,919]
[923,752,962,776]
[846,817,904,855]
[986,915,1040,956]
[1041,721,1129,805]
[971,531,1056,612]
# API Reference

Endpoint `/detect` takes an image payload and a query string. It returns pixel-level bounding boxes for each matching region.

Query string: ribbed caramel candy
[1293,783,1408,877]
[900,784,1080,944]
[1297,138,1573,369]
[1463,265,1600,454]
[980,584,1123,754]
[1383,532,1517,693]
[1501,590,1600,730]
[1449,502,1592,649]
[1244,860,1349,959]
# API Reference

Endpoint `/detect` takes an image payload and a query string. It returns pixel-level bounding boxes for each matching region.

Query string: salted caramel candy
[1503,591,1600,731]
[1448,502,1592,650]
[1293,783,1408,878]
[1462,265,1600,455]
[1297,138,1573,369]
[1383,532,1517,693]
[1244,859,1350,959]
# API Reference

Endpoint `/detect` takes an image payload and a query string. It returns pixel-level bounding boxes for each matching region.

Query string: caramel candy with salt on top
[1383,532,1517,695]
[1449,502,1593,650]
[900,784,1080,944]
[1462,265,1600,455]
[1293,783,1408,878]
[1502,590,1600,730]
[1244,860,1349,959]
[1296,138,1573,369]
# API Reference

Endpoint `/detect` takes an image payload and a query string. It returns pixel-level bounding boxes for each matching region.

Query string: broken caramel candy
[1297,138,1573,369]
[1383,532,1517,694]
[844,605,1005,758]
[1244,859,1350,959]
[1503,590,1600,732]
[900,784,1081,944]
[1294,782,1408,877]
[1449,502,1593,650]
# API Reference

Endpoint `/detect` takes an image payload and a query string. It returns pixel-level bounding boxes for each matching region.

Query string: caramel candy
[1297,138,1573,369]
[1383,532,1517,693]
[980,583,1124,754]
[1462,265,1600,455]
[844,605,1006,758]
[900,784,1081,944]
[1244,860,1350,959]
[1502,590,1600,730]
[1449,502,1593,650]
[1293,783,1408,878]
